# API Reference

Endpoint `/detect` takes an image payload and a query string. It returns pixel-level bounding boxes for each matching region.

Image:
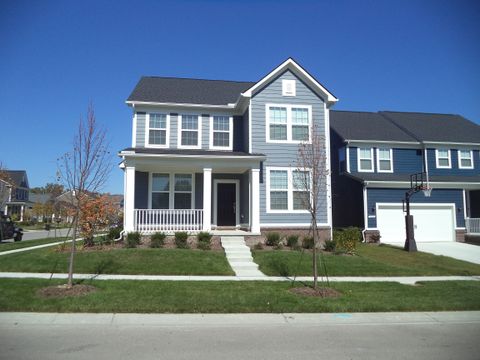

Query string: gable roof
[127,77,255,106]
[330,111,419,143]
[380,111,480,144]
[4,170,29,188]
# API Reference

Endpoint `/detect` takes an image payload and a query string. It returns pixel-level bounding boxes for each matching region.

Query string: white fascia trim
[209,115,233,151]
[346,139,420,145]
[265,166,311,214]
[324,103,332,228]
[118,152,266,160]
[424,141,480,147]
[126,100,235,110]
[376,148,394,173]
[241,58,338,104]
[364,180,480,188]
[260,223,331,228]
[346,146,351,173]
[132,111,137,147]
[357,147,375,173]
[177,114,202,149]
[435,149,452,169]
[458,150,474,169]
[145,113,170,149]
[265,103,312,144]
[248,101,252,153]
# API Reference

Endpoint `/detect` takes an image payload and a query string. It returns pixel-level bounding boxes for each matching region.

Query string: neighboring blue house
[119,59,337,238]
[330,111,480,243]
[2,170,30,222]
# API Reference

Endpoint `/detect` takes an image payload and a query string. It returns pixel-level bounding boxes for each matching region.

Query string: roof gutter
[125,100,235,110]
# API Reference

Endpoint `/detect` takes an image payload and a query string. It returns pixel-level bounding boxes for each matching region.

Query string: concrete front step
[221,236,266,278]
[227,256,253,262]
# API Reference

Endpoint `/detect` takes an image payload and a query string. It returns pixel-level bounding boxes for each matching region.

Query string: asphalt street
[1,227,72,242]
[1,312,479,360]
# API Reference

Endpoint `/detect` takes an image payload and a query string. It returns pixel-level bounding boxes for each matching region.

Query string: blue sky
[1,0,479,194]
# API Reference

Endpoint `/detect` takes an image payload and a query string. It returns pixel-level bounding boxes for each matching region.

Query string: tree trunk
[312,217,318,289]
[67,214,78,288]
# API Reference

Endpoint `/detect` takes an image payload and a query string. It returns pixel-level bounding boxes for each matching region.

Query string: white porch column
[203,168,212,231]
[251,168,260,234]
[20,205,24,222]
[124,166,136,232]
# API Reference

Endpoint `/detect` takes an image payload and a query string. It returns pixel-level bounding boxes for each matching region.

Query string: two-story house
[2,170,30,221]
[119,59,337,238]
[331,111,480,243]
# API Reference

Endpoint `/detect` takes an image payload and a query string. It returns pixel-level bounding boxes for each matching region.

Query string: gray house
[119,58,337,237]
[2,170,30,221]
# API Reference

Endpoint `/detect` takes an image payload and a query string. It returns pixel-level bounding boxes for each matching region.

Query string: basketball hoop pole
[403,172,428,252]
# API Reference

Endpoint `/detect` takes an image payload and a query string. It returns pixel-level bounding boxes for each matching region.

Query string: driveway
[389,241,480,265]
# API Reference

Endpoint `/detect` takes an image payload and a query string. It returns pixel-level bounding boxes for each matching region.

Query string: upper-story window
[282,79,296,96]
[178,115,201,149]
[458,150,474,169]
[435,149,451,168]
[266,104,311,143]
[147,113,169,147]
[358,147,374,172]
[376,148,393,173]
[210,115,233,150]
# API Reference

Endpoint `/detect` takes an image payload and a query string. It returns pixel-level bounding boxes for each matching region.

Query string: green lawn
[0,247,234,275]
[253,244,480,276]
[0,237,69,252]
[0,278,479,313]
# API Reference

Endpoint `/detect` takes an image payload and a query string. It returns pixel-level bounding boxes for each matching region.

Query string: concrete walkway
[221,236,266,277]
[1,272,478,284]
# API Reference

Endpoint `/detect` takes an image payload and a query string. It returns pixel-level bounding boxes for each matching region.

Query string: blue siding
[348,146,423,174]
[428,149,480,176]
[366,188,465,228]
[251,70,328,225]
[349,146,358,172]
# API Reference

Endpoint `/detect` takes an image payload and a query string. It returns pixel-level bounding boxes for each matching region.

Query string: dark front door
[217,183,236,226]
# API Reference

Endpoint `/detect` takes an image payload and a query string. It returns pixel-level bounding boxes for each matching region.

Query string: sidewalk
[1,272,479,284]
[1,311,480,326]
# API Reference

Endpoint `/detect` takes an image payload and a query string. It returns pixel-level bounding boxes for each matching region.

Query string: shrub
[302,236,314,249]
[253,242,264,250]
[323,239,336,252]
[333,227,361,254]
[265,232,281,247]
[196,232,212,250]
[286,235,299,248]
[175,232,189,249]
[107,227,122,242]
[197,241,211,250]
[125,232,141,248]
[150,232,166,248]
[274,243,284,250]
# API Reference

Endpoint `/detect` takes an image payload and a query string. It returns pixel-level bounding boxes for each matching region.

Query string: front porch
[122,151,264,234]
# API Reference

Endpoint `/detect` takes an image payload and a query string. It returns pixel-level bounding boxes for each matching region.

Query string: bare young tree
[295,121,329,289]
[57,105,112,288]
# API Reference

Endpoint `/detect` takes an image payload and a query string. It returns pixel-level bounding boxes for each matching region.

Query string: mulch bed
[37,284,98,299]
[289,286,342,298]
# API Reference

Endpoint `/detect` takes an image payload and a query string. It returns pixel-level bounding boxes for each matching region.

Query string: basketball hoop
[422,186,432,197]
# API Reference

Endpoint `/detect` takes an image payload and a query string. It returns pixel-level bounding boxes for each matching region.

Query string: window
[458,150,474,169]
[174,174,193,209]
[150,173,194,209]
[436,149,451,168]
[282,79,296,96]
[292,170,310,210]
[376,148,393,172]
[266,104,311,143]
[267,167,311,212]
[268,107,288,141]
[179,115,201,148]
[147,113,169,147]
[210,116,233,149]
[269,170,288,210]
[358,147,374,172]
[151,174,170,209]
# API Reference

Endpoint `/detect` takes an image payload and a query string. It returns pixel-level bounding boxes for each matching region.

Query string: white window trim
[209,115,233,150]
[376,148,394,173]
[458,150,474,169]
[148,172,195,209]
[266,166,311,214]
[282,79,296,96]
[177,114,202,149]
[435,149,451,169]
[145,113,170,148]
[213,179,240,227]
[357,147,374,173]
[265,103,312,144]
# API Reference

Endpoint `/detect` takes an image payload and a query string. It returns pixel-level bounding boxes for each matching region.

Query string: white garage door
[376,203,455,244]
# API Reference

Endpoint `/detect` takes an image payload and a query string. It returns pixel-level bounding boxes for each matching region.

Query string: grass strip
[0,237,69,252]
[0,279,479,313]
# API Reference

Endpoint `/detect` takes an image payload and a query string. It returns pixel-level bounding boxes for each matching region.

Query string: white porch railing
[466,218,480,235]
[134,209,204,233]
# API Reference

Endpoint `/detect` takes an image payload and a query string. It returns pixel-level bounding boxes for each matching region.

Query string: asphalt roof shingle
[127,77,255,105]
